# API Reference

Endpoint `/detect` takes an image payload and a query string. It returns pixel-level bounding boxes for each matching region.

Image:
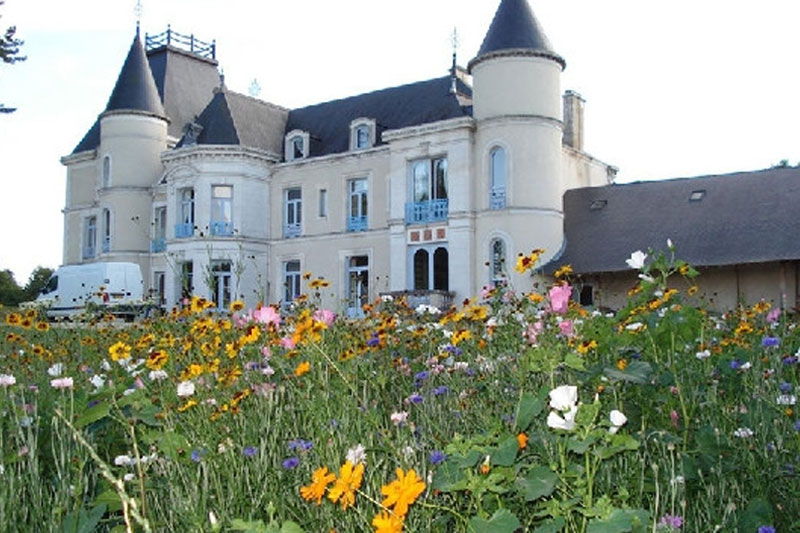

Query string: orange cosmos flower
[300,466,336,505]
[372,511,404,533]
[294,361,310,377]
[328,461,364,510]
[517,432,528,450]
[380,468,426,518]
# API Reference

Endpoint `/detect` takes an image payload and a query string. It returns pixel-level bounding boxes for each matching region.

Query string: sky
[1,0,799,284]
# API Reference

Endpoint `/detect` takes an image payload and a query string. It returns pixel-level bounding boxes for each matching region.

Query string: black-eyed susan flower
[146,350,169,371]
[109,341,132,362]
[554,264,573,278]
[229,300,245,312]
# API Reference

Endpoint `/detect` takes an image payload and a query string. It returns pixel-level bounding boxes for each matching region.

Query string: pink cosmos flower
[766,308,781,323]
[50,377,74,389]
[261,346,272,359]
[525,321,544,344]
[313,309,336,327]
[558,319,575,338]
[252,306,281,329]
[549,284,571,314]
[0,374,16,387]
[670,410,680,428]
[280,336,296,350]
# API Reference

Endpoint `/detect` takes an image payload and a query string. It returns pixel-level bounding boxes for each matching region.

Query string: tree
[0,0,25,114]
[23,266,54,301]
[0,269,24,306]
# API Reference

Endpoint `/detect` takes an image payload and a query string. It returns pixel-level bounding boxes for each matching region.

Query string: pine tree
[0,0,25,114]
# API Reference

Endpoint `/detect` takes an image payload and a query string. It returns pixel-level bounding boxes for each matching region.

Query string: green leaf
[603,361,653,384]
[567,433,600,455]
[468,509,521,533]
[432,458,469,493]
[533,517,566,533]
[75,402,110,428]
[738,497,773,533]
[60,504,107,533]
[281,521,304,533]
[564,352,586,371]
[491,437,518,467]
[596,433,639,460]
[459,449,484,468]
[92,490,122,513]
[516,465,557,501]
[587,509,649,533]
[515,392,544,432]
[230,518,274,533]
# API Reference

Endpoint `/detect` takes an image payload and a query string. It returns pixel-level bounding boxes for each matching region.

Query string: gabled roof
[177,89,288,155]
[469,0,565,71]
[554,167,800,274]
[104,34,166,117]
[285,76,472,158]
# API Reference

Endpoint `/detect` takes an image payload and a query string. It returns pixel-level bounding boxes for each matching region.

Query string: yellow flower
[515,249,544,274]
[294,361,310,377]
[309,278,330,289]
[34,321,50,332]
[229,300,245,312]
[380,468,426,518]
[328,461,364,510]
[679,264,690,275]
[108,341,132,362]
[372,511,404,533]
[554,264,573,278]
[300,466,336,505]
[735,321,754,336]
[464,305,489,321]
[4,312,21,326]
[146,350,169,370]
[616,358,628,371]
[752,301,771,314]
[451,329,471,345]
[177,399,198,412]
[528,292,544,304]
[687,285,699,296]
[516,432,528,450]
[577,339,597,354]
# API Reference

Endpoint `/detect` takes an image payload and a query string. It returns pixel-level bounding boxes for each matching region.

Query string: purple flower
[794,420,800,432]
[659,514,683,529]
[780,382,792,393]
[288,439,313,452]
[783,356,798,365]
[190,449,206,463]
[762,337,780,348]
[433,385,449,396]
[407,393,424,404]
[757,527,775,533]
[367,334,381,347]
[414,370,430,381]
[282,457,300,469]
[429,450,446,465]
[243,446,257,457]
[730,360,741,370]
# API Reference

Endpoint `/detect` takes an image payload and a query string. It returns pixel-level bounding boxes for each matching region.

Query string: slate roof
[177,89,288,155]
[553,167,800,274]
[469,0,565,71]
[285,76,472,158]
[72,37,220,154]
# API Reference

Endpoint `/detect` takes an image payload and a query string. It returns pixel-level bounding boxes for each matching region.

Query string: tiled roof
[469,0,565,71]
[553,167,800,273]
[285,76,472,158]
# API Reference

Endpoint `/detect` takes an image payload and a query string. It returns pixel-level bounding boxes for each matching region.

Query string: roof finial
[134,0,143,37]
[449,27,460,95]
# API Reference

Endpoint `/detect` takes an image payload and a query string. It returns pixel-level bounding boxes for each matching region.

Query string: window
[355,126,370,149]
[152,206,167,252]
[350,119,375,150]
[490,147,506,209]
[347,256,369,316]
[283,260,301,304]
[211,185,233,236]
[284,188,302,238]
[579,285,594,306]
[211,261,232,310]
[319,189,328,217]
[176,188,195,238]
[490,238,507,285]
[406,157,448,224]
[102,155,111,188]
[179,261,194,299]
[153,271,166,307]
[348,179,368,231]
[412,246,449,291]
[285,131,310,161]
[83,216,97,259]
[101,208,111,253]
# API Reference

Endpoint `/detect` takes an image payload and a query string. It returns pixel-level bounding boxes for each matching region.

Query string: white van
[36,262,144,319]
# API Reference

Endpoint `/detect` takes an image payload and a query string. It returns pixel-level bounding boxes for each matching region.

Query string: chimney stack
[563,90,585,151]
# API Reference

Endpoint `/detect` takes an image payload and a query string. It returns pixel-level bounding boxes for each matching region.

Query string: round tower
[97,31,168,268]
[469,0,566,291]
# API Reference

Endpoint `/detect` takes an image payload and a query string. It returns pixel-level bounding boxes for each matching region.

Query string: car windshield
[42,275,58,294]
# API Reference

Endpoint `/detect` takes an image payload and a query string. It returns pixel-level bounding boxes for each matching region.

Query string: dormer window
[285,130,310,161]
[350,118,375,151]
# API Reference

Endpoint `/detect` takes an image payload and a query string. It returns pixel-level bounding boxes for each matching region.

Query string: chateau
[60,0,800,313]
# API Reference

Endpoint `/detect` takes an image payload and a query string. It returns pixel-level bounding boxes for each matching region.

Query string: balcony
[210,221,234,237]
[347,215,368,232]
[490,187,506,210]
[151,238,166,253]
[405,199,448,225]
[284,222,301,239]
[175,222,194,239]
[381,290,454,312]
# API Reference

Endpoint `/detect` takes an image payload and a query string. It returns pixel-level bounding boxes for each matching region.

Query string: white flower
[148,370,168,381]
[19,417,33,428]
[50,377,74,389]
[667,238,674,249]
[695,350,711,360]
[549,385,578,411]
[100,360,112,372]
[0,374,16,387]
[177,380,195,398]
[733,427,754,438]
[209,511,219,528]
[123,473,136,482]
[47,363,64,377]
[740,362,752,371]
[381,294,394,303]
[777,395,797,406]
[671,475,685,486]
[0,464,4,475]
[547,406,578,431]
[346,444,366,466]
[114,454,133,466]
[415,304,440,315]
[609,409,628,434]
[401,445,415,461]
[390,411,408,426]
[625,322,645,331]
[638,274,656,283]
[626,250,647,270]
[90,374,105,389]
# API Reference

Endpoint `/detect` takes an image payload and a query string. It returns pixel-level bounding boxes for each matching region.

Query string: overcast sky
[1,0,799,283]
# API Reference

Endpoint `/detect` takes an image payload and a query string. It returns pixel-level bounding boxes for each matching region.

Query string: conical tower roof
[103,32,166,118]
[468,0,565,72]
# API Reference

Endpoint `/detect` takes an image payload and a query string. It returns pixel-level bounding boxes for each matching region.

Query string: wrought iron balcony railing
[404,199,448,225]
[175,222,194,239]
[347,215,368,232]
[210,221,234,237]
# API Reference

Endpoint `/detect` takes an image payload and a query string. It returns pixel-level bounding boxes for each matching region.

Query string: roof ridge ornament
[134,0,143,38]
[449,27,459,95]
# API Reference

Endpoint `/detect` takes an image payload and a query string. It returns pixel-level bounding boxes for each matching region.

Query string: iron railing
[405,199,448,224]
[145,26,216,59]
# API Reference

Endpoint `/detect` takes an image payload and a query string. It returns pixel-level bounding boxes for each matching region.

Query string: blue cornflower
[282,457,300,469]
[415,370,430,381]
[794,420,800,432]
[429,450,446,465]
[784,356,798,365]
[288,439,313,452]
[762,337,780,348]
[780,381,792,393]
[243,446,257,457]
[730,360,741,370]
[366,334,380,347]
[190,449,206,463]
[757,526,775,533]
[408,393,424,404]
[433,385,449,396]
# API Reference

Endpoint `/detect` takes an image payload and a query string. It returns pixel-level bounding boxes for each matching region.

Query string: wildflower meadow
[0,247,798,532]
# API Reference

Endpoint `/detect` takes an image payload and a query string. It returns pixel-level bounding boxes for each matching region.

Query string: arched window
[413,249,429,290]
[433,247,449,291]
[490,147,506,209]
[490,238,507,285]
[102,155,111,188]
[101,208,111,253]
[412,246,449,291]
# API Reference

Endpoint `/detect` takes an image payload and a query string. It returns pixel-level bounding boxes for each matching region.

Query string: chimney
[563,90,585,151]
